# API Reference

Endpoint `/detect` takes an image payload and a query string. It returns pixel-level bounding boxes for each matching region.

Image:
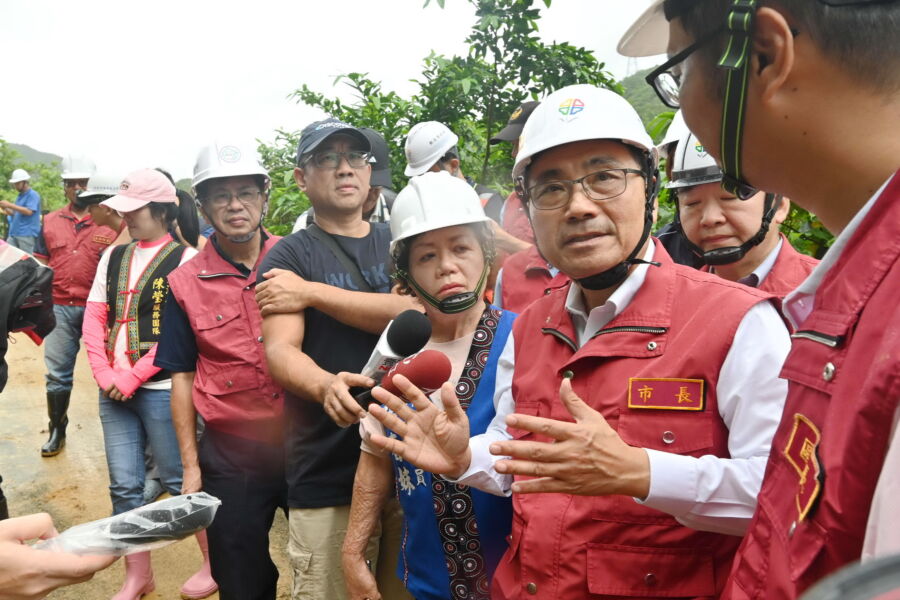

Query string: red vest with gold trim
[493,246,772,600]
[723,172,900,599]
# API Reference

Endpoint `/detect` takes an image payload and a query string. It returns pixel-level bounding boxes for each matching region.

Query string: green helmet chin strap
[398,261,491,314]
[717,0,762,200]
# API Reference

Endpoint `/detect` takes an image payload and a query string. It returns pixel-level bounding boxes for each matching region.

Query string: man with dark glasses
[621,0,900,596]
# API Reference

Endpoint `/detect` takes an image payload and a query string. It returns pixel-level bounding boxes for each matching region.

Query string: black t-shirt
[256,223,392,508]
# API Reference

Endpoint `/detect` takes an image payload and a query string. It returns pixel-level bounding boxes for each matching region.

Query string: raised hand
[490,378,651,498]
[367,375,472,478]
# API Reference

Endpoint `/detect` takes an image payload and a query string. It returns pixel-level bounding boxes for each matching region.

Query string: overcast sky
[1,0,662,181]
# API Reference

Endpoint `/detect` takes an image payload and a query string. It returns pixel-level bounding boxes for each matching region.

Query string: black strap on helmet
[675,192,780,265]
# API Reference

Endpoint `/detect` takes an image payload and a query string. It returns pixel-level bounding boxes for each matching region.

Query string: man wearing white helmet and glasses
[670,131,818,303]
[3,168,42,254]
[365,84,790,598]
[154,141,283,599]
[619,0,900,596]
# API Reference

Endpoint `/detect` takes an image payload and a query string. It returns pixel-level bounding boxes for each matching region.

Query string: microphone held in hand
[380,349,453,397]
[352,310,431,404]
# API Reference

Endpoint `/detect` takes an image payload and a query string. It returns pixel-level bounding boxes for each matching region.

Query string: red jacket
[757,235,818,299]
[36,205,118,306]
[501,191,535,245]
[499,245,569,314]
[723,173,900,599]
[166,233,284,443]
[493,247,772,600]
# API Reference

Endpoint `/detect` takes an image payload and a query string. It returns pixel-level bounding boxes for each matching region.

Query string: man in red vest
[367,85,792,598]
[620,0,900,596]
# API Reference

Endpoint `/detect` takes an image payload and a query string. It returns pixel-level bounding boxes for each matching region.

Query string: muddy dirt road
[0,333,291,598]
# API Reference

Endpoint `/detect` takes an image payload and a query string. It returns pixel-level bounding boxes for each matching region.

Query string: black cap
[296,118,371,165]
[360,128,392,189]
[489,100,540,144]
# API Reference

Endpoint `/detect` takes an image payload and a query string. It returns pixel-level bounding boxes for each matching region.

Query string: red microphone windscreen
[381,349,452,396]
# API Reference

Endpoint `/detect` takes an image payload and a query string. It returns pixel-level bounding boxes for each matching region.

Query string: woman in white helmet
[343,171,515,600]
[670,131,818,301]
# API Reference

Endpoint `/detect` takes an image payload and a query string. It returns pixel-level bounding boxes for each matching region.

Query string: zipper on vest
[197,272,245,279]
[591,326,668,339]
[791,330,843,348]
[541,328,578,352]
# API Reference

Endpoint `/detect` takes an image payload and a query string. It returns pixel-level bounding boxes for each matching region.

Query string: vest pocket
[617,412,714,455]
[787,517,828,584]
[195,310,241,331]
[197,363,259,395]
[586,543,715,597]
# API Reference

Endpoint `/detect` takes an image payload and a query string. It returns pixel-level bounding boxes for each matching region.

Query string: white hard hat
[618,0,668,58]
[513,84,656,181]
[389,171,490,253]
[667,132,723,189]
[192,140,270,191]
[656,110,689,157]
[78,173,123,198]
[61,154,96,180]
[8,168,30,184]
[404,121,459,177]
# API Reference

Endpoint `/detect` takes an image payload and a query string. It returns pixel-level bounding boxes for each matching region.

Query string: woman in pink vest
[82,169,215,600]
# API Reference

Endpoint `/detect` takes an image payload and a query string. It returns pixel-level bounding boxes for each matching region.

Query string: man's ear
[293,166,307,192]
[750,7,796,105]
[449,158,461,176]
[772,195,791,226]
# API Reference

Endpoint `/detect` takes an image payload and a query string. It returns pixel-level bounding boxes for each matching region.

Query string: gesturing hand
[490,378,651,498]
[256,268,320,317]
[367,375,472,478]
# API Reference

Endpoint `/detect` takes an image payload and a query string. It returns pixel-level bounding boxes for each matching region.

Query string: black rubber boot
[41,391,70,457]
[0,475,8,520]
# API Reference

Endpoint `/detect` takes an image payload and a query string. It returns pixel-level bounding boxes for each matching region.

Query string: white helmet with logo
[404,121,459,177]
[513,84,656,181]
[61,154,96,180]
[8,168,30,183]
[78,173,124,198]
[192,140,270,191]
[390,171,489,253]
[667,132,723,190]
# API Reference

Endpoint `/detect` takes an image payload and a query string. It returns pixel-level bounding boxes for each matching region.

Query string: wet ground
[0,333,292,599]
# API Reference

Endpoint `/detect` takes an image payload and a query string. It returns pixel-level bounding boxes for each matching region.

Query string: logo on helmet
[694,142,708,158]
[558,99,585,118]
[219,146,242,163]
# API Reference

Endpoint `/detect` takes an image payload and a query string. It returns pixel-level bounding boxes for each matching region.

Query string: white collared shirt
[453,241,791,536]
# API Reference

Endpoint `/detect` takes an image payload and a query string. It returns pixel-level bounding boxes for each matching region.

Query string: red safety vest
[723,172,900,599]
[38,205,118,306]
[501,191,535,245]
[500,245,569,315]
[493,246,773,600]
[166,232,284,444]
[757,234,819,300]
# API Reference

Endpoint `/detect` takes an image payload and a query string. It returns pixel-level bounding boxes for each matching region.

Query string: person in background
[33,154,118,458]
[345,172,515,600]
[2,169,42,254]
[81,169,212,600]
[156,140,288,600]
[671,131,817,306]
[488,100,539,246]
[83,174,131,247]
[155,168,205,250]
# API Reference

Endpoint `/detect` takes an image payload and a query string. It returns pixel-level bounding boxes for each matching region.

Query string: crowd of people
[1,1,898,599]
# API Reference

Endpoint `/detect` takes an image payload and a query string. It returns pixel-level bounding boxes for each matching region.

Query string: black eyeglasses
[526,168,646,211]
[645,24,725,109]
[302,150,372,170]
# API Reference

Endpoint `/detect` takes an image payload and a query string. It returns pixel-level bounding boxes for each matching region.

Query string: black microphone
[353,310,431,407]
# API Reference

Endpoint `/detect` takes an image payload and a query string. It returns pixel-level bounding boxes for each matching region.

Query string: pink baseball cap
[101,169,177,213]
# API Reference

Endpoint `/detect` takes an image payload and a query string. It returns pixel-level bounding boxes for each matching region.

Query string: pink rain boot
[111,551,155,600]
[180,530,218,599]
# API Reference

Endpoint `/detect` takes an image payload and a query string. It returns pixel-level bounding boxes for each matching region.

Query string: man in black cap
[256,117,414,600]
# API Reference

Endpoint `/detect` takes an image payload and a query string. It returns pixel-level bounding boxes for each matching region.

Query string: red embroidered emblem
[627,378,705,411]
[783,413,823,521]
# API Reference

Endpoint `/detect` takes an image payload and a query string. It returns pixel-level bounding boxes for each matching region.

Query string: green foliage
[0,138,66,238]
[259,0,620,234]
[621,67,669,138]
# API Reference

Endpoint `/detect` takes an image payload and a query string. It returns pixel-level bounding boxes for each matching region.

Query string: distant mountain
[621,66,669,142]
[8,143,62,166]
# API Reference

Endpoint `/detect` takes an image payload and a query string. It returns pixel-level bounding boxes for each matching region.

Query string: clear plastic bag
[34,492,221,556]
